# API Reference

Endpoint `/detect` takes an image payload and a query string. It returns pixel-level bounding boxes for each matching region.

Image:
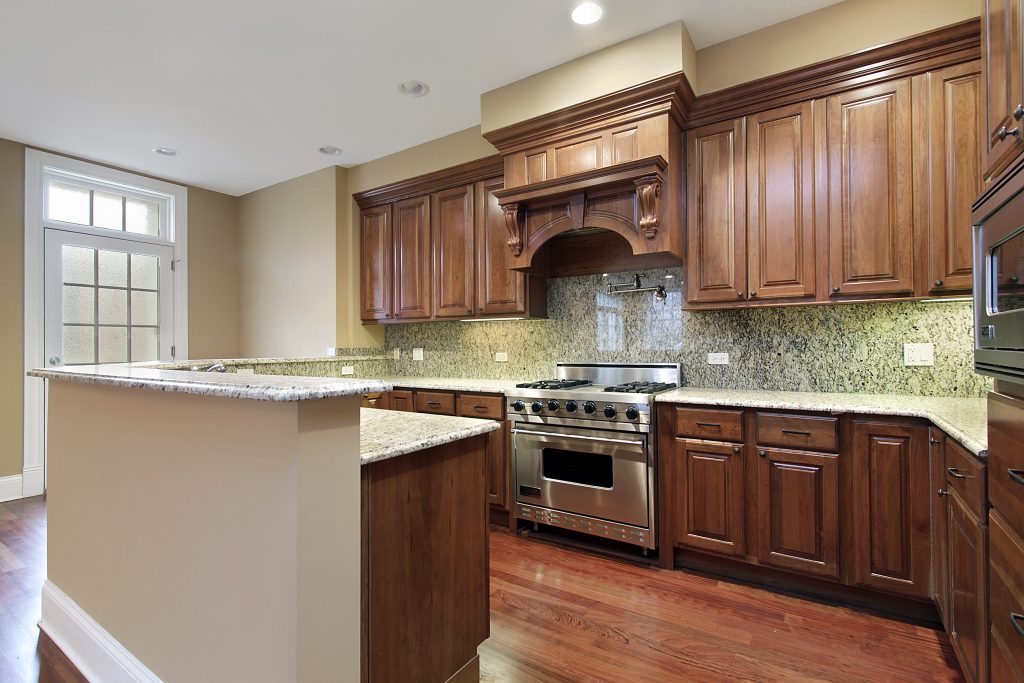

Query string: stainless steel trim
[516,503,653,549]
[512,428,642,446]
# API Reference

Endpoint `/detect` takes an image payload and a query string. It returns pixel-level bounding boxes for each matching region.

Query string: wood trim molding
[482,72,695,152]
[493,155,667,205]
[687,18,980,128]
[353,155,503,208]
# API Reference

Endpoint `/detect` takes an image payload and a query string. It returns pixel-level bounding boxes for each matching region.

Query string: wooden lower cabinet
[850,420,931,598]
[388,389,414,412]
[948,489,989,683]
[671,439,746,557]
[756,447,839,579]
[930,429,950,627]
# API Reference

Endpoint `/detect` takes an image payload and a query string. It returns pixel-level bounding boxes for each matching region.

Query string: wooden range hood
[484,72,693,272]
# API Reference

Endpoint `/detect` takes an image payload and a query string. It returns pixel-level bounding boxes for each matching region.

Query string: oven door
[975,187,1024,382]
[513,424,650,528]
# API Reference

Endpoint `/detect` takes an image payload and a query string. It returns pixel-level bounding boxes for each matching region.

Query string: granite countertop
[360,408,500,464]
[656,388,988,456]
[381,377,522,394]
[28,365,390,402]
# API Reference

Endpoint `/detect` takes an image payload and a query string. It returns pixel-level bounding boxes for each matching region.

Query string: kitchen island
[27,364,498,683]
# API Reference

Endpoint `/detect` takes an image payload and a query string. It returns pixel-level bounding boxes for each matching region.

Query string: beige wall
[480,21,697,134]
[0,137,241,480]
[238,167,337,358]
[0,139,25,480]
[336,126,498,348]
[697,0,978,94]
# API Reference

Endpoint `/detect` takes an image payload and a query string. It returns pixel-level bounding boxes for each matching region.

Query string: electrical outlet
[235,367,255,376]
[392,348,400,360]
[904,343,935,367]
[341,366,355,375]
[412,348,424,361]
[325,347,336,356]
[708,352,729,365]
[495,352,509,363]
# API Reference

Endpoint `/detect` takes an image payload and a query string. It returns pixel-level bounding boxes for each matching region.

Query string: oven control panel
[507,397,651,424]
[517,504,653,549]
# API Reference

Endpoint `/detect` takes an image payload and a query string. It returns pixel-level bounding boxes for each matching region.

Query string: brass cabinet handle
[1008,468,1024,486]
[1012,612,1024,637]
[947,467,969,479]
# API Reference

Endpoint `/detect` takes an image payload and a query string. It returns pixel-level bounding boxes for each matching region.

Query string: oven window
[542,449,613,488]
[993,227,1024,313]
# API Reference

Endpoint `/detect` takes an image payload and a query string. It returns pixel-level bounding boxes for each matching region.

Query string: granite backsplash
[384,267,991,398]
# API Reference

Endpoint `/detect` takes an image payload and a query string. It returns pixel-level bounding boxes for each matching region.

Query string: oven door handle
[512,428,643,447]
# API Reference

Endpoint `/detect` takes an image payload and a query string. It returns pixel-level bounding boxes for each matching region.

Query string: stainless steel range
[508,362,680,551]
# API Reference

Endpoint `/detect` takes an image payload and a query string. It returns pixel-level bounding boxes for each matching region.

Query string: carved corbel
[634,175,663,239]
[502,203,523,256]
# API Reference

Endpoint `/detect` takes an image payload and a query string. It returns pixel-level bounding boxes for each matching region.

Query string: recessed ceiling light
[571,1,604,25]
[153,147,179,157]
[397,80,430,97]
[319,145,343,156]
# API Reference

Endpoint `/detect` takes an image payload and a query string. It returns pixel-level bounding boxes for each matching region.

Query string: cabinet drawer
[673,407,744,442]
[457,393,504,420]
[990,511,1024,678]
[989,393,1024,538]
[389,389,415,412]
[756,413,838,452]
[414,391,456,415]
[946,438,987,518]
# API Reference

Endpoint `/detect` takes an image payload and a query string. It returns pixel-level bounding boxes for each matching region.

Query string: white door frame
[21,149,189,499]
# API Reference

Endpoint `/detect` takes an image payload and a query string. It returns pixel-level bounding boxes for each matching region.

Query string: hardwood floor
[0,497,962,682]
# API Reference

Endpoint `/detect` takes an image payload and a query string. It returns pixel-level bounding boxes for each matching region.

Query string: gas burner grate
[603,381,678,394]
[515,379,593,390]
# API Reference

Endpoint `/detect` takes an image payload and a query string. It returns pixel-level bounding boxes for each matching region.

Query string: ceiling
[0,0,842,196]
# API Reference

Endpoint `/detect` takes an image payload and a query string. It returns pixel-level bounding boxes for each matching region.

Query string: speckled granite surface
[360,408,499,464]
[159,354,396,379]
[385,268,991,398]
[656,388,988,456]
[28,365,390,402]
[382,377,520,394]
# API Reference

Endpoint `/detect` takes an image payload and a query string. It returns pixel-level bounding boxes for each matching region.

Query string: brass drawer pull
[781,429,812,436]
[947,467,969,479]
[1012,613,1024,637]
[1009,469,1024,486]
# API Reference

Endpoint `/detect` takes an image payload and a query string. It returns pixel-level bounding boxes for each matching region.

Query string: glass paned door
[44,230,174,367]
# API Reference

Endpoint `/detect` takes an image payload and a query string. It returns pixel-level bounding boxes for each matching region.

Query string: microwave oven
[974,180,1024,383]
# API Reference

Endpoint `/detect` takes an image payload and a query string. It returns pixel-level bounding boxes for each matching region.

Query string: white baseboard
[0,474,23,503]
[40,581,163,683]
[22,465,44,497]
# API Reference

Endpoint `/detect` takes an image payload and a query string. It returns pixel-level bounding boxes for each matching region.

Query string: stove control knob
[625,406,640,420]
[511,400,525,412]
[565,400,578,413]
[603,405,617,418]
[531,401,544,413]
[583,401,597,414]
[547,400,560,411]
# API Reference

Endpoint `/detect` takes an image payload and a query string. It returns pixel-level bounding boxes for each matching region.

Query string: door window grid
[60,245,160,365]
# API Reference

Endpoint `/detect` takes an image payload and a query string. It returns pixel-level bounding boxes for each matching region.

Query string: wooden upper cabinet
[827,79,914,297]
[392,195,432,320]
[850,420,931,598]
[360,204,392,322]
[756,447,840,579]
[686,118,747,304]
[983,0,1024,181]
[746,102,817,301]
[476,177,528,316]
[672,439,746,557]
[432,185,475,319]
[923,62,983,294]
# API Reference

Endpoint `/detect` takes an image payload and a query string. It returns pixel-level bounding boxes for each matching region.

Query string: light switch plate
[325,347,336,356]
[235,367,255,376]
[708,352,729,365]
[903,343,935,367]
[412,348,424,361]
[341,366,355,375]
[495,352,509,362]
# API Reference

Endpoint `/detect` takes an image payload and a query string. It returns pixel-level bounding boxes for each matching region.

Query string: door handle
[1008,469,1024,486]
[1012,612,1024,637]
[513,428,642,447]
[947,467,970,479]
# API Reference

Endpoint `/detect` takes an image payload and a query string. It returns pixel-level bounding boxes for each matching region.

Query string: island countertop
[360,407,499,464]
[28,365,390,401]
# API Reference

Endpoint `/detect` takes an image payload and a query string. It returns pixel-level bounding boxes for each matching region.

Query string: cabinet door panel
[393,195,432,320]
[747,102,816,300]
[360,205,392,322]
[756,447,839,578]
[486,422,510,510]
[851,421,931,597]
[926,63,983,293]
[674,439,746,556]
[948,491,987,683]
[686,118,746,303]
[983,0,1024,180]
[827,79,914,296]
[929,429,949,627]
[476,177,529,316]
[433,185,475,319]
